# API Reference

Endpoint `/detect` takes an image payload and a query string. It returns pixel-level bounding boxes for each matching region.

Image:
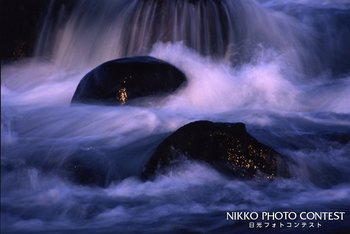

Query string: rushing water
[1,0,350,233]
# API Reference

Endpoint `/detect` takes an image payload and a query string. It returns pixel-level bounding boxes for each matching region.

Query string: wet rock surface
[71,56,187,105]
[143,120,287,180]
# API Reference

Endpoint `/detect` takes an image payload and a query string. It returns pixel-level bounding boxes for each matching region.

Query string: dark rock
[143,120,288,180]
[62,149,116,187]
[71,56,187,105]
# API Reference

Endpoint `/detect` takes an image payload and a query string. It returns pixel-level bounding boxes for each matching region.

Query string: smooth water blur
[2,0,350,233]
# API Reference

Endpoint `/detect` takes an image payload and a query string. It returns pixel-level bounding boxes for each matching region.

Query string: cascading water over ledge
[1,0,350,233]
[37,0,320,74]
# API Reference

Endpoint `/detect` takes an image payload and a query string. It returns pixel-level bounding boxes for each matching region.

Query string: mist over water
[2,0,350,233]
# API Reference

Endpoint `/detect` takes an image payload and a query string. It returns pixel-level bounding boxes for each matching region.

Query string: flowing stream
[1,0,350,233]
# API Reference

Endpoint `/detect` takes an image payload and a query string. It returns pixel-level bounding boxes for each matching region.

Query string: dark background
[0,0,74,62]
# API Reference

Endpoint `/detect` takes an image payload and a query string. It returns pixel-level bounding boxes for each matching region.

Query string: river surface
[1,0,350,233]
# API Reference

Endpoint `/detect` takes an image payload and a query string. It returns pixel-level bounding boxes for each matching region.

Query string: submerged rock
[60,147,119,187]
[143,121,288,180]
[71,56,187,105]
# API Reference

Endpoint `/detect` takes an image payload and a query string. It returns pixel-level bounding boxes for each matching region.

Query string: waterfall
[2,1,350,233]
[35,0,315,72]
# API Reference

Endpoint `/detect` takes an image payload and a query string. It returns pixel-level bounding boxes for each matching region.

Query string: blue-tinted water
[1,0,350,233]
